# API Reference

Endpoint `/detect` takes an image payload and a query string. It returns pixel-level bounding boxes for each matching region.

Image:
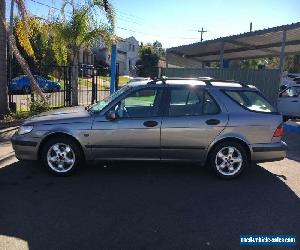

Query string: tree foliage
[136,45,160,77]
[60,0,115,106]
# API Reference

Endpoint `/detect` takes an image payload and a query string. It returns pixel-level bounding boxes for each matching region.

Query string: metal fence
[8,65,112,112]
[162,68,281,103]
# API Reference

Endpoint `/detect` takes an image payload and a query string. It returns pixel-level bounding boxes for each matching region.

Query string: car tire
[209,141,248,179]
[41,136,84,176]
[23,86,31,94]
[283,116,290,122]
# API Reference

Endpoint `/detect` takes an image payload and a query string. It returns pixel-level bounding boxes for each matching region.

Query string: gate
[8,64,114,112]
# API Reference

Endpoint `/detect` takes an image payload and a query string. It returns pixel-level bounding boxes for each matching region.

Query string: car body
[9,75,61,94]
[280,73,300,90]
[277,85,300,118]
[12,78,287,178]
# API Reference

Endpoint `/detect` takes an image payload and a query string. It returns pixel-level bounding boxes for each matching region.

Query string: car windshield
[88,85,131,114]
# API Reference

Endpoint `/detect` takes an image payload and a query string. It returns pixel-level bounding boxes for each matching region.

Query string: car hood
[24,106,92,125]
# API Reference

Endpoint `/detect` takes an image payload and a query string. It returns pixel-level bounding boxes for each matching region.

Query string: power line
[28,0,199,41]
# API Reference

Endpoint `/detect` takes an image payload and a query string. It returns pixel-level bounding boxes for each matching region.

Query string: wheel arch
[206,137,251,163]
[38,132,85,161]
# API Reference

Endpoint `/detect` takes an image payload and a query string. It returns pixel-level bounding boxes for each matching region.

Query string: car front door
[90,87,163,160]
[277,86,300,116]
[161,86,228,162]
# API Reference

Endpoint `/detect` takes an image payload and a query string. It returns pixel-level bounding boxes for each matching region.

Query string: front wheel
[209,141,248,179]
[41,136,83,176]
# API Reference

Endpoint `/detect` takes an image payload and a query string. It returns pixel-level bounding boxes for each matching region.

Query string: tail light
[273,124,284,138]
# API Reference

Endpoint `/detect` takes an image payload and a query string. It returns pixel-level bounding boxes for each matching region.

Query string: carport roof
[167,22,300,62]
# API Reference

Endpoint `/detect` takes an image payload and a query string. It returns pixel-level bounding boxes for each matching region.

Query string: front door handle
[206,119,220,125]
[143,120,158,127]
[292,100,299,102]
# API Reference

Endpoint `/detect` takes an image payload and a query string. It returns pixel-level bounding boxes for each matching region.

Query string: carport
[164,22,300,103]
[166,22,300,72]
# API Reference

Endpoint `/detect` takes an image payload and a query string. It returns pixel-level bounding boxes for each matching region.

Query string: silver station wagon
[12,78,287,179]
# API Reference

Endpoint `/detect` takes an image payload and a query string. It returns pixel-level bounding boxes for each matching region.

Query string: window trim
[222,89,278,114]
[163,86,221,117]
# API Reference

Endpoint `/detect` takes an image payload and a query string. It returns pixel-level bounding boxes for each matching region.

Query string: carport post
[219,41,224,69]
[279,30,287,73]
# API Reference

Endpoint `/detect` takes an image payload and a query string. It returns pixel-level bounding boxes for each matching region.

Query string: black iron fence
[8,64,117,112]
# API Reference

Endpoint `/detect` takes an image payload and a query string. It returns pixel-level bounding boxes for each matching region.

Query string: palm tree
[0,0,9,117]
[60,0,115,106]
[0,0,45,117]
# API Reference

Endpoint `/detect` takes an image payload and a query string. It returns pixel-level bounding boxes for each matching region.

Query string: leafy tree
[60,0,115,106]
[152,40,166,59]
[0,0,45,117]
[136,45,159,77]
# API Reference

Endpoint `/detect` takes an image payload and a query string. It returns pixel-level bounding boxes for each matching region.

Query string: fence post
[110,44,117,94]
[91,67,96,104]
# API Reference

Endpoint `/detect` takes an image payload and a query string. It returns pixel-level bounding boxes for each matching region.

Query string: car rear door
[277,86,300,116]
[161,86,228,161]
[90,86,163,160]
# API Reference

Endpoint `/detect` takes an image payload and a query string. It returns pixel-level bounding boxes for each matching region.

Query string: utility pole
[198,27,207,42]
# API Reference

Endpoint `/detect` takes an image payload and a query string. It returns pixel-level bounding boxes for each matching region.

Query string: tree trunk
[0,0,9,118]
[71,52,79,106]
[0,8,46,102]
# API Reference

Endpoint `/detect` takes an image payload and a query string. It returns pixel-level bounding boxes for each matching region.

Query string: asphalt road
[0,133,299,249]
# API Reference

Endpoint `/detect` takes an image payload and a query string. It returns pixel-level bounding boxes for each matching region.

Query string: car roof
[127,77,256,90]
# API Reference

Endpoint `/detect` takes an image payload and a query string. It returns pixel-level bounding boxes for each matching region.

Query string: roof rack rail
[209,79,249,88]
[146,76,249,88]
[147,76,213,85]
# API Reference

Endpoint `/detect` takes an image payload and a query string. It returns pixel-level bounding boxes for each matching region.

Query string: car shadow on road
[0,160,299,250]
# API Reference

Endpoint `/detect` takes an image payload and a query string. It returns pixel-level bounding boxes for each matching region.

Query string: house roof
[167,22,300,63]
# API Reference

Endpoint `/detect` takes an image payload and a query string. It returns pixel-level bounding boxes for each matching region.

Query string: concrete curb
[0,126,19,134]
[0,120,24,130]
[0,151,15,165]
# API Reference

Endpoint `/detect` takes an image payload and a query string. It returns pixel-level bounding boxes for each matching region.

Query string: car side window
[203,92,220,114]
[168,88,203,116]
[167,87,220,117]
[114,88,161,118]
[280,87,300,98]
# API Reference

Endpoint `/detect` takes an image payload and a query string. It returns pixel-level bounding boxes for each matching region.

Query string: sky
[8,0,300,48]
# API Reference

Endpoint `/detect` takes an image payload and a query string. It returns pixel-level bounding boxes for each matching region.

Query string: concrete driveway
[0,132,299,249]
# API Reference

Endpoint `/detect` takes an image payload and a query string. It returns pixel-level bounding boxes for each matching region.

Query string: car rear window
[224,90,276,113]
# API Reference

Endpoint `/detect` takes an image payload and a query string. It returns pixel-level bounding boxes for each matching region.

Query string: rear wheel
[22,86,31,94]
[41,136,83,176]
[209,141,248,179]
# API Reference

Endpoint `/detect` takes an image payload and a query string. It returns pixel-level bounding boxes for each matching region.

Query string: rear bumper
[251,141,287,163]
[11,134,39,160]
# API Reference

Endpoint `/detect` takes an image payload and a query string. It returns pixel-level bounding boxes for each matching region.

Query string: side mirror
[106,110,116,121]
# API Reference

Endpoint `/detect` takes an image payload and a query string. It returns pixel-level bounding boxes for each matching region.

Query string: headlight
[18,125,33,135]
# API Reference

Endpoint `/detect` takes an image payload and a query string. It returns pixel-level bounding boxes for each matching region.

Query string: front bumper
[11,134,39,160]
[251,141,287,163]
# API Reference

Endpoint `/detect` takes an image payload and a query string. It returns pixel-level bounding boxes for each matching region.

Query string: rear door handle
[206,119,220,125]
[143,120,158,127]
[292,100,299,102]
